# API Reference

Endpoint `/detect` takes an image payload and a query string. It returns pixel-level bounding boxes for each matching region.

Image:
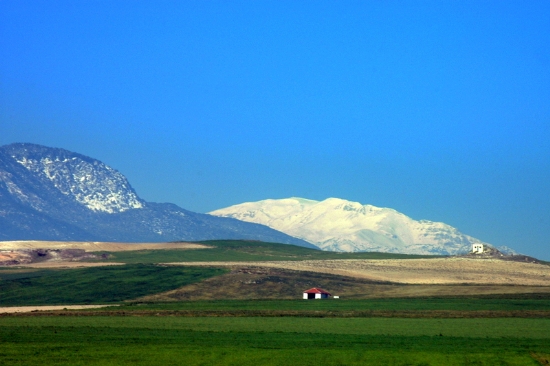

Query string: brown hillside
[165,258,550,286]
[138,266,550,301]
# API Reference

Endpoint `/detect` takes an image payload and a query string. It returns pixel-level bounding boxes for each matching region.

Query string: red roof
[303,287,331,295]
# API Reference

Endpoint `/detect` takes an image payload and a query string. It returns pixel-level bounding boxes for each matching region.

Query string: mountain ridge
[0,143,316,248]
[210,197,512,255]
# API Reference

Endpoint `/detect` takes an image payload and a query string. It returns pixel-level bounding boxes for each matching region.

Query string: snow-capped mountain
[5,143,143,213]
[210,197,501,255]
[0,143,316,248]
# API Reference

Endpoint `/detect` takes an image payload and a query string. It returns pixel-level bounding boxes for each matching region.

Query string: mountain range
[1,143,515,256]
[210,197,509,255]
[0,143,316,248]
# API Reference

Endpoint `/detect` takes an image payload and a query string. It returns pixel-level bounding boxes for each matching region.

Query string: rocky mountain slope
[210,197,507,255]
[0,143,316,248]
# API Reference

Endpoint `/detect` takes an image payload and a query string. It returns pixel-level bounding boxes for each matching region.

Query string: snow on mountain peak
[9,144,143,213]
[209,197,492,255]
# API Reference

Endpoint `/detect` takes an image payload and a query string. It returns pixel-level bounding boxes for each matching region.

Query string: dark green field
[1,316,549,365]
[119,296,550,312]
[0,264,227,305]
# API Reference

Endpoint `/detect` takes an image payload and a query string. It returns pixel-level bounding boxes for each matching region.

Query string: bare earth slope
[0,240,208,251]
[0,305,116,313]
[0,240,208,266]
[165,258,550,286]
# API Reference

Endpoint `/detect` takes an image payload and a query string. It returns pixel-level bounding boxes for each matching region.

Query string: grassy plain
[1,316,549,365]
[120,296,550,312]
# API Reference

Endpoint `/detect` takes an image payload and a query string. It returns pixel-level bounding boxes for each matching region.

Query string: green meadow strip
[1,316,550,338]
[119,297,550,312]
[0,316,549,365]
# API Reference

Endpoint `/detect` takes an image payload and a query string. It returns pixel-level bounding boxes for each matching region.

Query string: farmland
[1,239,550,365]
[1,315,549,365]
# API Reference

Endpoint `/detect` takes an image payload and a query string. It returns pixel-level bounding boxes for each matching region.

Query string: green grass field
[0,264,227,305]
[119,297,550,312]
[1,316,549,365]
[93,240,439,263]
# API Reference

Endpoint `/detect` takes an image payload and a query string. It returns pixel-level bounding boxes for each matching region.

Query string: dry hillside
[0,240,208,266]
[165,258,550,286]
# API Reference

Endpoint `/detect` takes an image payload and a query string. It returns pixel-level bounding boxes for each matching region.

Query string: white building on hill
[472,244,484,254]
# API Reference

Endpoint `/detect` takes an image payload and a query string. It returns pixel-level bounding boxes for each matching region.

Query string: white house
[303,287,331,299]
[472,244,484,254]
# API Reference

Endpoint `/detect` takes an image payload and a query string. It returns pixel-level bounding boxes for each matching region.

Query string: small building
[472,244,484,254]
[303,287,331,299]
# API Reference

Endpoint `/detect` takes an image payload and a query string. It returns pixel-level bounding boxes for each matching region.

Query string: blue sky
[1,1,549,259]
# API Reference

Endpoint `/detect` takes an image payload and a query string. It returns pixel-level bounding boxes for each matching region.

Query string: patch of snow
[14,155,143,213]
